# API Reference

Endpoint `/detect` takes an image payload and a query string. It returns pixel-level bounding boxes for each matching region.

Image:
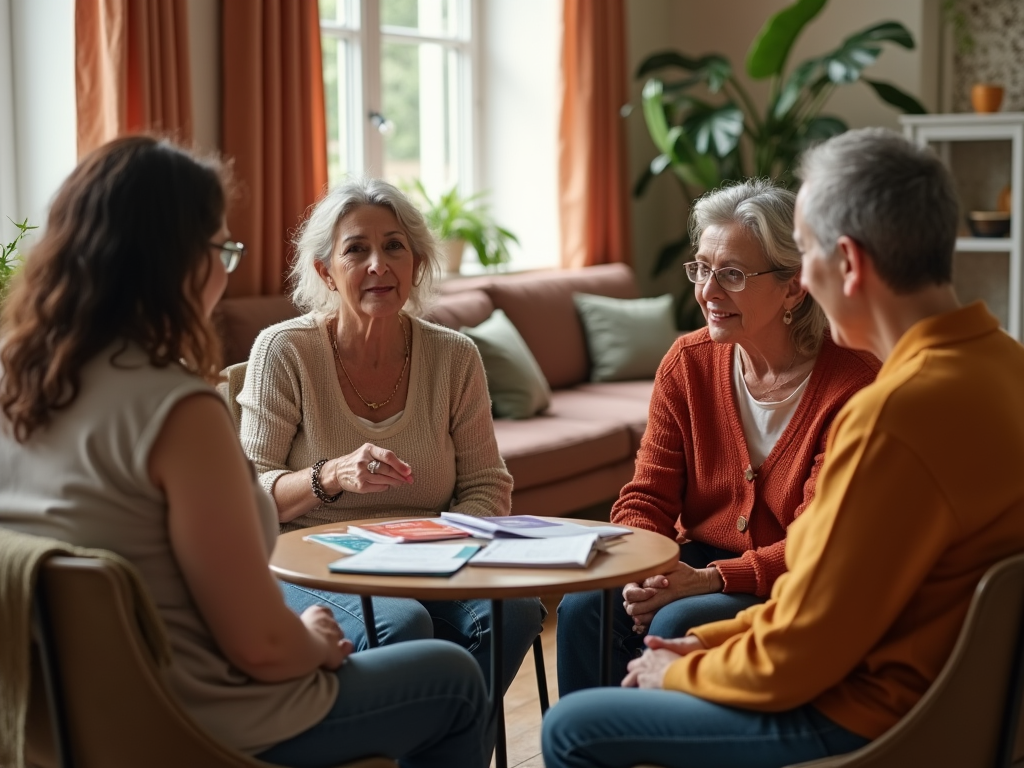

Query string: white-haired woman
[557,179,880,695]
[238,178,543,693]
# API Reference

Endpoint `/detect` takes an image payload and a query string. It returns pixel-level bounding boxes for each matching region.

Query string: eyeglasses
[211,240,246,273]
[682,260,784,293]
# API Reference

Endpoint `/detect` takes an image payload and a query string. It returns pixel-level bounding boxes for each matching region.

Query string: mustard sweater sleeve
[664,408,958,711]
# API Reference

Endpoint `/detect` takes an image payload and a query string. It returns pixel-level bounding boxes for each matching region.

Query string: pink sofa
[213,263,653,516]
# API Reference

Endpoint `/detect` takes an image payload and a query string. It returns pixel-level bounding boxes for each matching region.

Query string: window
[319,0,476,195]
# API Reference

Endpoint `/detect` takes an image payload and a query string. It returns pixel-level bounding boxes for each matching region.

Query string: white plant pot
[441,238,467,274]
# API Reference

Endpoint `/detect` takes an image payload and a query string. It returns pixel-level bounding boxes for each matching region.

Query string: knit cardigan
[612,329,879,596]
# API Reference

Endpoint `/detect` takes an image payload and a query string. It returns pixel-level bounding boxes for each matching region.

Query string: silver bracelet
[310,459,342,504]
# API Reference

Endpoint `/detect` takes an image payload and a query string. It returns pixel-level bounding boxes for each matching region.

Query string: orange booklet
[346,518,473,544]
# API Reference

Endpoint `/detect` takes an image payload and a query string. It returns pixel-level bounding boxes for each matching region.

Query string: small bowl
[967,211,1011,238]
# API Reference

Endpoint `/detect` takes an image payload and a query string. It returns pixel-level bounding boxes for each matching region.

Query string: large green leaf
[864,79,927,114]
[803,115,848,142]
[746,0,828,79]
[671,130,721,189]
[820,21,916,85]
[636,50,703,78]
[641,79,672,151]
[684,104,745,157]
[772,58,820,120]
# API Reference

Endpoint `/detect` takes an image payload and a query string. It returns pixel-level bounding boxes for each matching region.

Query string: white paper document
[328,542,481,576]
[469,533,602,568]
[441,512,631,540]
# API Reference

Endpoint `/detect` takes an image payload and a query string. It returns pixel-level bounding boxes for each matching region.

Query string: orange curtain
[221,0,328,298]
[75,0,192,159]
[558,0,632,269]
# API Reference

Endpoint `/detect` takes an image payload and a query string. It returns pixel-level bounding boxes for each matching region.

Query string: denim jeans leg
[647,591,766,639]
[541,688,870,768]
[421,597,544,693]
[256,640,493,768]
[556,589,643,695]
[279,581,433,650]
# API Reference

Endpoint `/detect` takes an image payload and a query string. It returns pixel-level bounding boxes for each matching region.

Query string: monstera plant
[636,0,927,278]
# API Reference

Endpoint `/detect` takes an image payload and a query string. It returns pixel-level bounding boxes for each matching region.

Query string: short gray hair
[689,178,828,356]
[796,127,958,293]
[289,177,440,316]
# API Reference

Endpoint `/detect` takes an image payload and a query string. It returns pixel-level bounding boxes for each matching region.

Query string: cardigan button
[744,466,755,482]
[737,516,748,532]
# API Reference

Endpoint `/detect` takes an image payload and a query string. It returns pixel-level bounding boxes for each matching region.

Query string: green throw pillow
[461,309,551,419]
[573,292,679,382]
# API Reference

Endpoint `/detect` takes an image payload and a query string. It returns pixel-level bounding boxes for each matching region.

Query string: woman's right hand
[323,443,414,494]
[300,605,354,670]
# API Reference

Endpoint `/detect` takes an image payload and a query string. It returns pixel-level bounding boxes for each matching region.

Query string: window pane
[319,0,357,26]
[381,40,460,191]
[382,0,459,37]
[322,35,352,186]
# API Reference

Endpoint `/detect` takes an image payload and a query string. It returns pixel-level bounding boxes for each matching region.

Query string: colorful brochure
[346,518,473,544]
[303,532,374,555]
[440,512,631,540]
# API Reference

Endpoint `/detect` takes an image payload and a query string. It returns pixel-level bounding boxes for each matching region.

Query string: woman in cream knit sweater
[238,177,542,693]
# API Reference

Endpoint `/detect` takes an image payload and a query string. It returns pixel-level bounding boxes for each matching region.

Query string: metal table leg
[600,588,615,686]
[360,595,379,648]
[490,598,507,768]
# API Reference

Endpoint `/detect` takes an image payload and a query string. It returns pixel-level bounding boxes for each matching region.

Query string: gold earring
[783,309,793,325]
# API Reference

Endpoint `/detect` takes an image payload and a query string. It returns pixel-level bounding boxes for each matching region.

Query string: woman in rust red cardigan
[557,179,880,694]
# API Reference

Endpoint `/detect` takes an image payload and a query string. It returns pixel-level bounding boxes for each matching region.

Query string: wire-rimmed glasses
[211,241,246,274]
[682,260,784,292]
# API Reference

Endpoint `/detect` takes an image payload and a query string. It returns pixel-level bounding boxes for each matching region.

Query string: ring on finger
[367,459,381,474]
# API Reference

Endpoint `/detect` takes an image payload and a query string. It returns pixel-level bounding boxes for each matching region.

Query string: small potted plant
[1,218,37,304]
[411,180,519,273]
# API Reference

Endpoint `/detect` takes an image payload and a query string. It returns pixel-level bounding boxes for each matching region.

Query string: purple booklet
[440,512,631,540]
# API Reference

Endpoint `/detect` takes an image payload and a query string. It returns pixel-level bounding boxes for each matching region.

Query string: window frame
[319,0,483,194]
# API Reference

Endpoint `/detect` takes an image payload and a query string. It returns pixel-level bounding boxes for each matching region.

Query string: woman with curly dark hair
[0,136,490,767]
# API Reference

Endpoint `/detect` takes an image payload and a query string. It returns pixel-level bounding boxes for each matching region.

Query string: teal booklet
[304,532,374,555]
[328,542,482,577]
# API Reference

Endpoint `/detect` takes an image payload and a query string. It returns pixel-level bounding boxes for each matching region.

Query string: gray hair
[796,127,958,293]
[689,178,828,356]
[289,177,440,316]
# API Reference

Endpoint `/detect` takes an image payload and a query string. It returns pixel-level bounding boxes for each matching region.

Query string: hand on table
[301,605,354,670]
[621,634,706,689]
[326,443,414,494]
[622,562,724,633]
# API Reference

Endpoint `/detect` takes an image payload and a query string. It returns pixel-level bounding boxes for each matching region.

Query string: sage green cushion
[461,309,551,419]
[573,292,678,382]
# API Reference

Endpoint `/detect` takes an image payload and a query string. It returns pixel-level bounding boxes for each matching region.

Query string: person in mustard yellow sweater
[542,128,1024,768]
[557,179,879,694]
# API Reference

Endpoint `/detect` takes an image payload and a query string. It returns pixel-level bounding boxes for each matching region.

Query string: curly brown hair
[0,136,230,441]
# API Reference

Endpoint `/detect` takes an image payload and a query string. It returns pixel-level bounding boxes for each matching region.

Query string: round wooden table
[270,516,680,768]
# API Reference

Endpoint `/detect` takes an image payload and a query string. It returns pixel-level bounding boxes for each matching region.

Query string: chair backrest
[784,552,1024,768]
[27,554,396,768]
[218,360,248,435]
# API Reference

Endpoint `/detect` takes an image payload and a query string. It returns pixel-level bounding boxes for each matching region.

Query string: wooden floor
[491,594,560,768]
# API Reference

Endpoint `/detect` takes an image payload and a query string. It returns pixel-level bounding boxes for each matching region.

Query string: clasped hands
[301,605,354,670]
[621,634,705,688]
[621,561,724,633]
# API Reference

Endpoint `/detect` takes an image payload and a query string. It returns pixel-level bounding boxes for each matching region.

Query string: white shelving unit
[900,113,1024,340]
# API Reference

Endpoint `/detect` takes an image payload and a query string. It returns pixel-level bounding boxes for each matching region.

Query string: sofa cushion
[494,416,632,490]
[461,310,551,419]
[573,379,656,402]
[214,296,300,365]
[573,293,679,382]
[482,264,639,389]
[547,388,651,454]
[422,289,494,330]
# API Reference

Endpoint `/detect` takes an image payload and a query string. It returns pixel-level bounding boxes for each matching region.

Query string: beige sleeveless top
[0,344,336,753]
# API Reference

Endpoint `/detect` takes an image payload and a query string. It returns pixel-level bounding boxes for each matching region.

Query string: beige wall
[625,0,942,298]
[188,0,221,154]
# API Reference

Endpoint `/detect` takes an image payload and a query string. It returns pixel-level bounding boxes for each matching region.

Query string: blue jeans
[256,640,493,768]
[541,688,870,768]
[282,581,545,693]
[556,541,765,694]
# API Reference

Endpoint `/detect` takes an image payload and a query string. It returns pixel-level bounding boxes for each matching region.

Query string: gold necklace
[330,316,410,410]
[741,347,800,402]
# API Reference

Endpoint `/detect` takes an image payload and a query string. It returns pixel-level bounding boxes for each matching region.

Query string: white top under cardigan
[238,314,513,532]
[732,346,811,467]
[0,344,336,753]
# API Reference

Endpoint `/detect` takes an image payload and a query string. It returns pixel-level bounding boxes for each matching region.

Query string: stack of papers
[328,542,482,577]
[441,512,631,540]
[469,534,602,568]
